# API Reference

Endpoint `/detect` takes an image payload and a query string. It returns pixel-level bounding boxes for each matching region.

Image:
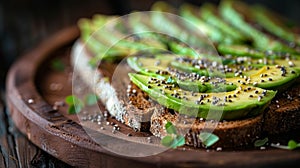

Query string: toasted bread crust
[150,108,263,148]
[71,41,156,131]
[263,83,300,134]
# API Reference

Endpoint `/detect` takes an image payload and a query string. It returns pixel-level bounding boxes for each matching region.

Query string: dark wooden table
[0,90,72,167]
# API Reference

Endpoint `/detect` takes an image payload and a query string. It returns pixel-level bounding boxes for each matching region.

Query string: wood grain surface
[0,90,71,167]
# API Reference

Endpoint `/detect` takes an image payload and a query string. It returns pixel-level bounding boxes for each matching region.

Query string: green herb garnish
[51,59,65,72]
[65,93,99,114]
[84,93,99,106]
[165,121,177,134]
[161,121,185,149]
[254,137,269,147]
[65,95,84,114]
[161,135,185,149]
[271,140,300,150]
[199,132,219,147]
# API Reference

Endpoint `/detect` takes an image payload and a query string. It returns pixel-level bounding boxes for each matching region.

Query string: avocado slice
[252,5,300,46]
[249,66,300,90]
[199,3,246,43]
[220,0,298,54]
[218,44,300,59]
[129,73,276,120]
[79,14,170,66]
[128,54,300,90]
[180,3,235,44]
[127,55,239,92]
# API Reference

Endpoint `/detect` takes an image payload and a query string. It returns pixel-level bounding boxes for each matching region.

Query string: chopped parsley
[199,132,219,148]
[51,59,65,72]
[161,121,185,149]
[271,140,300,150]
[254,137,269,147]
[65,94,99,114]
[65,95,84,114]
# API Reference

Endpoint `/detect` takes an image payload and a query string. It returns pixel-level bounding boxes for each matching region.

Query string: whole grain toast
[72,42,156,131]
[150,108,263,148]
[263,82,300,134]
[71,41,300,148]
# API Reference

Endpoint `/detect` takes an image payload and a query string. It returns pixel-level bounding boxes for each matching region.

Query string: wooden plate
[6,27,300,168]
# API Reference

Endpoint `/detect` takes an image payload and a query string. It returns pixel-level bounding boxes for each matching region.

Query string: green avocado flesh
[129,73,276,120]
[220,0,299,54]
[127,54,300,120]
[78,1,300,121]
[127,55,300,89]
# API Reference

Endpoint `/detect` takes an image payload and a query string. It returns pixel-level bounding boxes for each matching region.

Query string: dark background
[0,0,300,85]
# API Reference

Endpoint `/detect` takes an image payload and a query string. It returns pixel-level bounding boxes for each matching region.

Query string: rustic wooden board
[6,26,300,168]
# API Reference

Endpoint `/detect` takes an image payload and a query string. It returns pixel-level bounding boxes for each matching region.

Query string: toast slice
[263,82,300,134]
[71,41,300,148]
[71,41,263,148]
[71,41,156,131]
[72,0,300,148]
[150,107,263,148]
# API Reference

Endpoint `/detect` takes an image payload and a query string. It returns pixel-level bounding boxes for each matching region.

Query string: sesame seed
[147,137,152,143]
[28,99,34,104]
[260,146,266,150]
[216,147,222,151]
[288,61,295,67]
